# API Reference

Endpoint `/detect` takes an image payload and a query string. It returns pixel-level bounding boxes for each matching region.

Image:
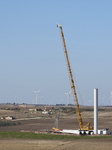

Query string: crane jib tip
[57,22,61,28]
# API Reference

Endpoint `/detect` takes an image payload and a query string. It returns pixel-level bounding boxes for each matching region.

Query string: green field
[0,131,112,140]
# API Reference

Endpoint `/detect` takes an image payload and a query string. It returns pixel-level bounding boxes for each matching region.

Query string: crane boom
[57,23,93,130]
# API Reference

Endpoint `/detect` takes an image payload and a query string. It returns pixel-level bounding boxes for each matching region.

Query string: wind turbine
[61,100,63,105]
[109,91,112,106]
[40,96,44,105]
[65,91,71,104]
[101,97,105,106]
[33,89,41,104]
[15,96,18,104]
[89,100,92,106]
[88,100,90,106]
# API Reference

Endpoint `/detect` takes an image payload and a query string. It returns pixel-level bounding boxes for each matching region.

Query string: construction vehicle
[57,23,93,133]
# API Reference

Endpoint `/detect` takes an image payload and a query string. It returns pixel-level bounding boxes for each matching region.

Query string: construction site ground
[0,104,112,150]
[0,138,112,150]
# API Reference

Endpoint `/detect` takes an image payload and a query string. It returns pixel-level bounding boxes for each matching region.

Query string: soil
[0,117,112,133]
[0,138,112,150]
[0,105,112,150]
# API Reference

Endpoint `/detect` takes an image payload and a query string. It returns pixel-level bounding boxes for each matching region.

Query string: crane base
[79,130,93,135]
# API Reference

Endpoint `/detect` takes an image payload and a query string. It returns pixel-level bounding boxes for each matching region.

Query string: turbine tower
[33,89,41,105]
[65,91,71,104]
[109,91,112,106]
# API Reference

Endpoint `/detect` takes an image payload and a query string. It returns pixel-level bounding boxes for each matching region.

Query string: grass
[0,131,112,140]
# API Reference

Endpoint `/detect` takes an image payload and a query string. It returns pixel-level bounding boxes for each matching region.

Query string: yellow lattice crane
[57,23,93,131]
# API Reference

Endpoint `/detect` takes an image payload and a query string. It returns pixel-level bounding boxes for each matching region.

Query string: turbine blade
[38,89,41,93]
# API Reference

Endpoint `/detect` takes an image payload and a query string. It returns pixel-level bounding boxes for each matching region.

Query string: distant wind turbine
[61,100,63,105]
[88,100,91,106]
[33,89,41,104]
[40,96,44,105]
[65,91,71,104]
[109,91,112,106]
[15,96,18,104]
[101,97,105,106]
[89,100,92,106]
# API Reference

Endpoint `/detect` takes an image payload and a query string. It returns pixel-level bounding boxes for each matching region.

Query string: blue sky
[0,0,112,105]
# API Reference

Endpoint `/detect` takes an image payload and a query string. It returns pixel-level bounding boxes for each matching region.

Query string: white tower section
[94,89,98,134]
